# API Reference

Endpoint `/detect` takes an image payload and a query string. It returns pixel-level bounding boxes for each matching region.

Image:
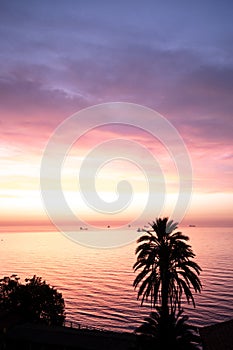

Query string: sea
[0,226,232,333]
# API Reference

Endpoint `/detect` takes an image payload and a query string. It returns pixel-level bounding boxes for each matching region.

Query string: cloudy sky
[0,0,232,228]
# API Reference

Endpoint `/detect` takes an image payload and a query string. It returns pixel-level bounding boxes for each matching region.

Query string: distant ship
[189,224,196,227]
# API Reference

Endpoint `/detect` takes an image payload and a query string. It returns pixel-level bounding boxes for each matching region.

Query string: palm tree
[135,307,201,350]
[133,217,202,325]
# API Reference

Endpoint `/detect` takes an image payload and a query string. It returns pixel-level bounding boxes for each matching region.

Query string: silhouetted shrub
[0,274,65,326]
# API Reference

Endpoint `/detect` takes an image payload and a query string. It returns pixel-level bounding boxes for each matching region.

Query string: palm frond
[133,217,202,316]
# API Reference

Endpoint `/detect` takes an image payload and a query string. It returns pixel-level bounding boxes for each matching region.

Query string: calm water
[0,226,232,332]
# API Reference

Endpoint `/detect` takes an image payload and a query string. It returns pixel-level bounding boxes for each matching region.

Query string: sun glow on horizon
[1,121,233,229]
[0,118,232,229]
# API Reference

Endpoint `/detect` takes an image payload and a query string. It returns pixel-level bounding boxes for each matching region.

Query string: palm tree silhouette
[135,308,201,350]
[133,217,202,339]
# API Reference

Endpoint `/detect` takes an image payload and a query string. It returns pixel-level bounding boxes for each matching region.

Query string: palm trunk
[161,272,169,318]
[160,258,169,347]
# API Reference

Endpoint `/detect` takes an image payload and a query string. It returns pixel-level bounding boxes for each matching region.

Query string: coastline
[2,322,137,350]
[2,319,233,350]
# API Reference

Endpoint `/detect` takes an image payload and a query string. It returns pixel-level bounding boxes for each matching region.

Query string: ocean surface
[0,226,232,332]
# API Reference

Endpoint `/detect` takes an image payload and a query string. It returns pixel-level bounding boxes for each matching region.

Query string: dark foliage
[135,307,202,350]
[0,274,65,326]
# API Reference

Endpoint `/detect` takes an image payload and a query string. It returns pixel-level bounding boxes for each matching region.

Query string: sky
[0,0,232,228]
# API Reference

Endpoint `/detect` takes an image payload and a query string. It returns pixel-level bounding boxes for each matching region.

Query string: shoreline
[2,322,137,350]
[2,319,233,350]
